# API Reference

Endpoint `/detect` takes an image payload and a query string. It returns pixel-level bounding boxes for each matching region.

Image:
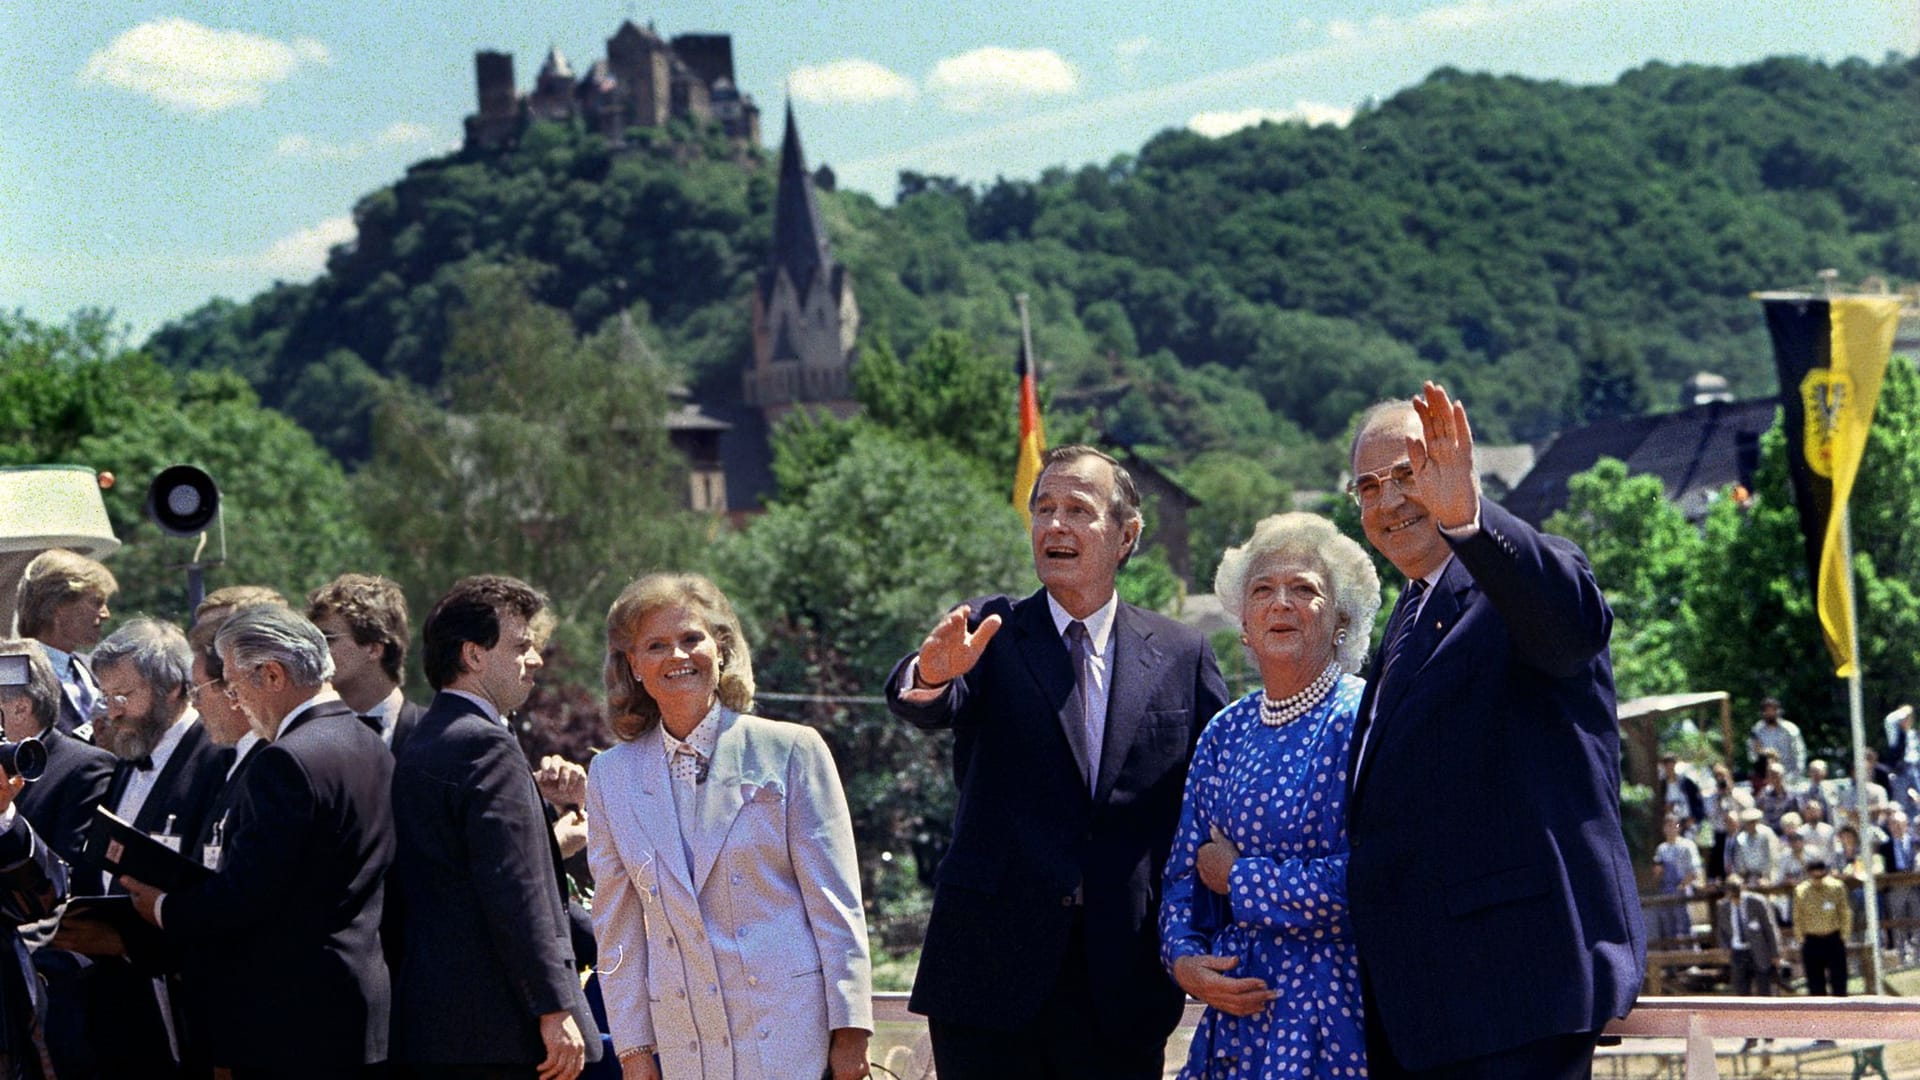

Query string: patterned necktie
[1065,621,1098,792]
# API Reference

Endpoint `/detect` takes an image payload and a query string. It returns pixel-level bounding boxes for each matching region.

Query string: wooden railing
[866,993,1920,1080]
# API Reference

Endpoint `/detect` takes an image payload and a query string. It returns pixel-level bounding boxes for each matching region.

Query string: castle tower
[606,21,672,131]
[528,46,577,122]
[743,103,859,424]
[464,50,520,150]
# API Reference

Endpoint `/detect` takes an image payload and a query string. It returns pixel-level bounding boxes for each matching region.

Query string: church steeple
[742,100,860,429]
[767,101,834,299]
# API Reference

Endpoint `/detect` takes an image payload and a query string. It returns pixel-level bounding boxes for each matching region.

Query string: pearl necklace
[1259,660,1342,727]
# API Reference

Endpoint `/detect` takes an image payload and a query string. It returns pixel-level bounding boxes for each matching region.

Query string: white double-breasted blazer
[586,709,873,1080]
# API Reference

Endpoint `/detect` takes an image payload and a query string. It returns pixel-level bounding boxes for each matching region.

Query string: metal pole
[1840,507,1884,994]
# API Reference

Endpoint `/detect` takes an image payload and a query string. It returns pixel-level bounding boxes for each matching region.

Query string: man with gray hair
[15,549,118,737]
[89,618,228,889]
[47,617,226,1079]
[0,639,114,869]
[123,604,395,1076]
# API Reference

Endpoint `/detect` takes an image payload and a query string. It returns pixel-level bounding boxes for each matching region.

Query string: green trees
[709,334,1035,916]
[1545,459,1700,699]
[144,55,1920,499]
[1553,358,1920,763]
[354,264,701,675]
[0,310,380,622]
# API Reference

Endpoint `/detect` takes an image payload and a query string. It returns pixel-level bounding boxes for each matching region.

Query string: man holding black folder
[122,605,395,1079]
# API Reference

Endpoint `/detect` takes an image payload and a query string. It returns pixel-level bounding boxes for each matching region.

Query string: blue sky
[4,0,1913,341]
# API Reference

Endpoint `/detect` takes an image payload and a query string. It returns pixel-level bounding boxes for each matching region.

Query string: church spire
[768,100,833,298]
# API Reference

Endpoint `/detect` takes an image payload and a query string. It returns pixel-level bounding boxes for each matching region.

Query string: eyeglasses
[188,678,222,700]
[1347,460,1418,505]
[89,693,132,716]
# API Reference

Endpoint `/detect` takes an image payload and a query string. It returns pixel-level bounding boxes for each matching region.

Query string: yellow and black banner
[1759,294,1901,676]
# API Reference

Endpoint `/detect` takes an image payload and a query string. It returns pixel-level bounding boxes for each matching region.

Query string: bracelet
[617,1044,655,1061]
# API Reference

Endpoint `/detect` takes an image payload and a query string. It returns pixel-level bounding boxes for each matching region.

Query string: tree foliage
[0,309,380,623]
[142,56,1920,487]
[353,263,703,691]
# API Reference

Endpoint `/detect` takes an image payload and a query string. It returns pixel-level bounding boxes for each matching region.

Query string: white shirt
[364,686,406,747]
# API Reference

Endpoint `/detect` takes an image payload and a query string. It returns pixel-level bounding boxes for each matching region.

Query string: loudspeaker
[144,465,220,537]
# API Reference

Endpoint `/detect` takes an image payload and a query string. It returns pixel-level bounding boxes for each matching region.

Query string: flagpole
[1839,506,1885,994]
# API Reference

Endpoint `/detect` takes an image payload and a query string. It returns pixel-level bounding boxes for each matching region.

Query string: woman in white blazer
[587,572,874,1080]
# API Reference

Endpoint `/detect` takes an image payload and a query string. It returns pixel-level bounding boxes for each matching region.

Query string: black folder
[82,806,212,894]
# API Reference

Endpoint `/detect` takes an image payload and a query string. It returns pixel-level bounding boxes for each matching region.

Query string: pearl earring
[1336,629,1348,646]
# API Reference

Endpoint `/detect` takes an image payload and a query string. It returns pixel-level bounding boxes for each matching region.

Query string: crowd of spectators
[1652,695,1920,1004]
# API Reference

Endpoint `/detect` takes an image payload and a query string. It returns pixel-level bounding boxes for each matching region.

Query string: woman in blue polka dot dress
[1162,512,1381,1078]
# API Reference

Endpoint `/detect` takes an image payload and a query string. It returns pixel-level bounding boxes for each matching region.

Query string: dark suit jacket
[0,813,65,1080]
[1346,501,1646,1070]
[189,738,266,867]
[15,725,114,872]
[885,589,1228,1036]
[1715,892,1781,967]
[161,698,394,1069]
[389,692,599,1066]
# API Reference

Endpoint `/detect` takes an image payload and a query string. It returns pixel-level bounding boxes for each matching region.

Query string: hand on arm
[1173,955,1277,1017]
[1197,825,1239,896]
[535,1010,585,1080]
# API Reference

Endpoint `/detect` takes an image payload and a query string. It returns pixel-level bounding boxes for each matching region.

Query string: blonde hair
[604,573,754,741]
[16,550,117,638]
[1214,512,1382,674]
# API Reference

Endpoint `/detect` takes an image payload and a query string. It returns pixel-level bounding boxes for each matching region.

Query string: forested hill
[147,54,1920,477]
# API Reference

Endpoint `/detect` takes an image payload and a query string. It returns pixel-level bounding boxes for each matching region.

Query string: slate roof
[1502,398,1779,525]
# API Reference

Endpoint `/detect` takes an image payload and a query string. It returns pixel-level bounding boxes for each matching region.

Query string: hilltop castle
[465,21,761,151]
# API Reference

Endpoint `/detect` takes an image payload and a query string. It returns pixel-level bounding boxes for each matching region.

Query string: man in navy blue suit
[1343,384,1644,1078]
[887,445,1228,1080]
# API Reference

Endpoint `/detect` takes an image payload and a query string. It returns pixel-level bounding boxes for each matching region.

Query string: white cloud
[277,122,434,161]
[1188,101,1357,137]
[79,18,330,113]
[927,47,1078,113]
[220,216,356,275]
[1330,0,1535,44]
[839,0,1596,193]
[377,121,433,146]
[789,59,917,105]
[1114,36,1155,60]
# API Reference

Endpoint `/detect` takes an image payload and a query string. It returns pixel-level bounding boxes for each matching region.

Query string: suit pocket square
[740,779,785,804]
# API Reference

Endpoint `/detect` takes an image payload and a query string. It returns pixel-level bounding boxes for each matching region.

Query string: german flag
[1758,293,1901,676]
[1012,316,1045,528]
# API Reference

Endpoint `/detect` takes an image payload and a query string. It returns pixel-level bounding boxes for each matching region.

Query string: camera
[0,656,48,781]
